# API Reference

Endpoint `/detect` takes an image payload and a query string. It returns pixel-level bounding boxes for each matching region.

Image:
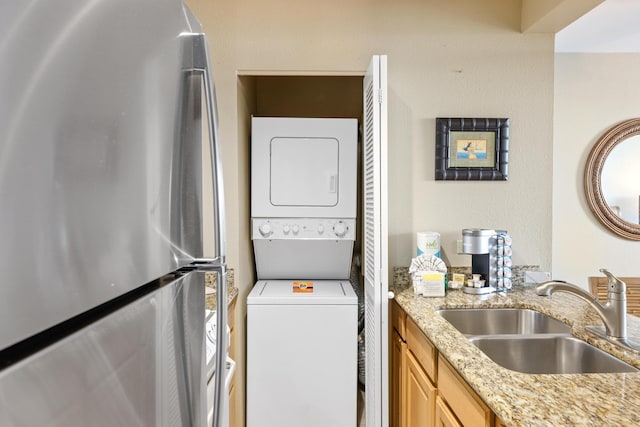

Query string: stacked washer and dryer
[247,117,359,427]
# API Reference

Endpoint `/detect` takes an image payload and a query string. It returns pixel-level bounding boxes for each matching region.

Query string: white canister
[416,231,441,258]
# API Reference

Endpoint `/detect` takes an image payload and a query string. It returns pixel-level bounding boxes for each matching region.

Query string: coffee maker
[461,228,512,294]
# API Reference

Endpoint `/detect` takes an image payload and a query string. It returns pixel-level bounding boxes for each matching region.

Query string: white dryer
[251,117,358,279]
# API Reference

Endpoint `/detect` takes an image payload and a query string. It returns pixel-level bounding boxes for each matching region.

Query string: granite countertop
[392,268,640,426]
[204,269,238,311]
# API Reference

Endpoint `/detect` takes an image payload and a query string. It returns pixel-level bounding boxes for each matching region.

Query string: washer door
[270,137,338,207]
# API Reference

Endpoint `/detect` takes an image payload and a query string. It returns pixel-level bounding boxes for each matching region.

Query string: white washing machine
[251,117,358,279]
[246,280,357,427]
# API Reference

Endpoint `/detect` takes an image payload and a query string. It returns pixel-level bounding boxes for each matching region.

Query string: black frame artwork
[435,117,509,181]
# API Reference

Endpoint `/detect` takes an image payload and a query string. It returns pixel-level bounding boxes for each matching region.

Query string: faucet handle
[600,268,626,296]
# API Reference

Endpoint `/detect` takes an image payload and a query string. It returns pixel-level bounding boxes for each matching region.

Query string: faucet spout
[536,272,627,339]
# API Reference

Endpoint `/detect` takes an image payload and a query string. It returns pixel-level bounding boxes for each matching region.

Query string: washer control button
[258,223,272,237]
[283,225,291,235]
[333,223,347,237]
[317,225,325,235]
[292,224,300,235]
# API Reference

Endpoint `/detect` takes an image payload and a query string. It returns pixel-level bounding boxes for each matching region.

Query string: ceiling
[555,0,640,52]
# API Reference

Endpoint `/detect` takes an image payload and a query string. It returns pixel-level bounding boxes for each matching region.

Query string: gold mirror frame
[585,118,640,240]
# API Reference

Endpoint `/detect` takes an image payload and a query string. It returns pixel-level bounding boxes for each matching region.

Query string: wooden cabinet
[390,302,438,427]
[435,395,461,427]
[391,303,502,427]
[405,350,436,427]
[437,354,494,427]
[390,298,406,338]
[404,314,437,427]
[390,329,406,427]
[406,317,437,383]
[390,300,406,427]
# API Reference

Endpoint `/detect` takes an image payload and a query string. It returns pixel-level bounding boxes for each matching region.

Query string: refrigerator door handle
[181,32,227,265]
[181,32,228,427]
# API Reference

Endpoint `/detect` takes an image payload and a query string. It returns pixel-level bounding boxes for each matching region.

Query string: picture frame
[435,117,509,181]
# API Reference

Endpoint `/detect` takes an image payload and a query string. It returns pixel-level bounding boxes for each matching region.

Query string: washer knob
[259,223,272,237]
[292,224,300,235]
[333,223,347,237]
[317,225,325,235]
[283,225,291,235]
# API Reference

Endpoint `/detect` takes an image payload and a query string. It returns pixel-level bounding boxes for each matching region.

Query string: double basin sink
[436,308,638,374]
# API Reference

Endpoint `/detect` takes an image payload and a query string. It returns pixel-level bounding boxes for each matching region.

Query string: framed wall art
[435,117,509,181]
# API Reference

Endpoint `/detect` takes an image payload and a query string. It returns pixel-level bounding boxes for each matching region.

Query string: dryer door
[251,117,357,218]
[270,137,338,207]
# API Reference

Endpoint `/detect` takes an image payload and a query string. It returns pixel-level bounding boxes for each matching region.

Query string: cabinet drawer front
[390,299,406,338]
[406,317,437,382]
[438,355,493,427]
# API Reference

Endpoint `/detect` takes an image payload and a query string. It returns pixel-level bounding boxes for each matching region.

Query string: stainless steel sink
[436,308,571,336]
[468,335,639,374]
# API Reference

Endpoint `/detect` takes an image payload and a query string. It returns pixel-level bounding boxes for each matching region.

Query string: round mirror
[585,118,640,240]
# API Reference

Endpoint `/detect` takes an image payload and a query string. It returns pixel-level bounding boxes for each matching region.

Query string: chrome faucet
[536,269,627,339]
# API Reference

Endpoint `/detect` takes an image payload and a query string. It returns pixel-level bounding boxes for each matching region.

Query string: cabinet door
[438,355,494,427]
[435,396,462,427]
[390,299,406,338]
[405,350,436,427]
[390,330,406,427]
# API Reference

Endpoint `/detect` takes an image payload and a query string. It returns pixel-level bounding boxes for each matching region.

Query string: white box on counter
[411,271,445,297]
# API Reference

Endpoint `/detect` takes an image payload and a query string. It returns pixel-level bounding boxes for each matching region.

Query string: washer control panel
[252,218,356,240]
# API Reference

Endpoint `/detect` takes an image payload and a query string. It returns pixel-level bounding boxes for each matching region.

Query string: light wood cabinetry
[390,329,406,427]
[391,299,438,427]
[390,300,406,427]
[390,298,407,338]
[435,395,462,427]
[406,316,437,382]
[438,354,494,427]
[405,350,436,427]
[390,303,502,427]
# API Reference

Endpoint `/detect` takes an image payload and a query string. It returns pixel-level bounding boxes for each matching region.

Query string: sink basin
[468,335,639,374]
[436,308,637,374]
[436,308,571,336]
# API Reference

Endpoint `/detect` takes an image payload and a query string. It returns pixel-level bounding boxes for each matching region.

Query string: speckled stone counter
[392,267,640,426]
[204,269,238,311]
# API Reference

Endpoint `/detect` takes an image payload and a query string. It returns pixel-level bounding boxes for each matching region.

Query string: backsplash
[394,265,540,288]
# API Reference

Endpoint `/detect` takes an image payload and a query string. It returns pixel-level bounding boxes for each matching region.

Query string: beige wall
[186,0,556,425]
[189,0,555,270]
[553,53,640,287]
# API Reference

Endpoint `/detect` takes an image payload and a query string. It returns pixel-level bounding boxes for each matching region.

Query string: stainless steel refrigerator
[0,1,229,426]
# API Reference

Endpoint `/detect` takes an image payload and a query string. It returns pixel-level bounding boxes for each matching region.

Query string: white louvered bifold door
[363,55,388,427]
